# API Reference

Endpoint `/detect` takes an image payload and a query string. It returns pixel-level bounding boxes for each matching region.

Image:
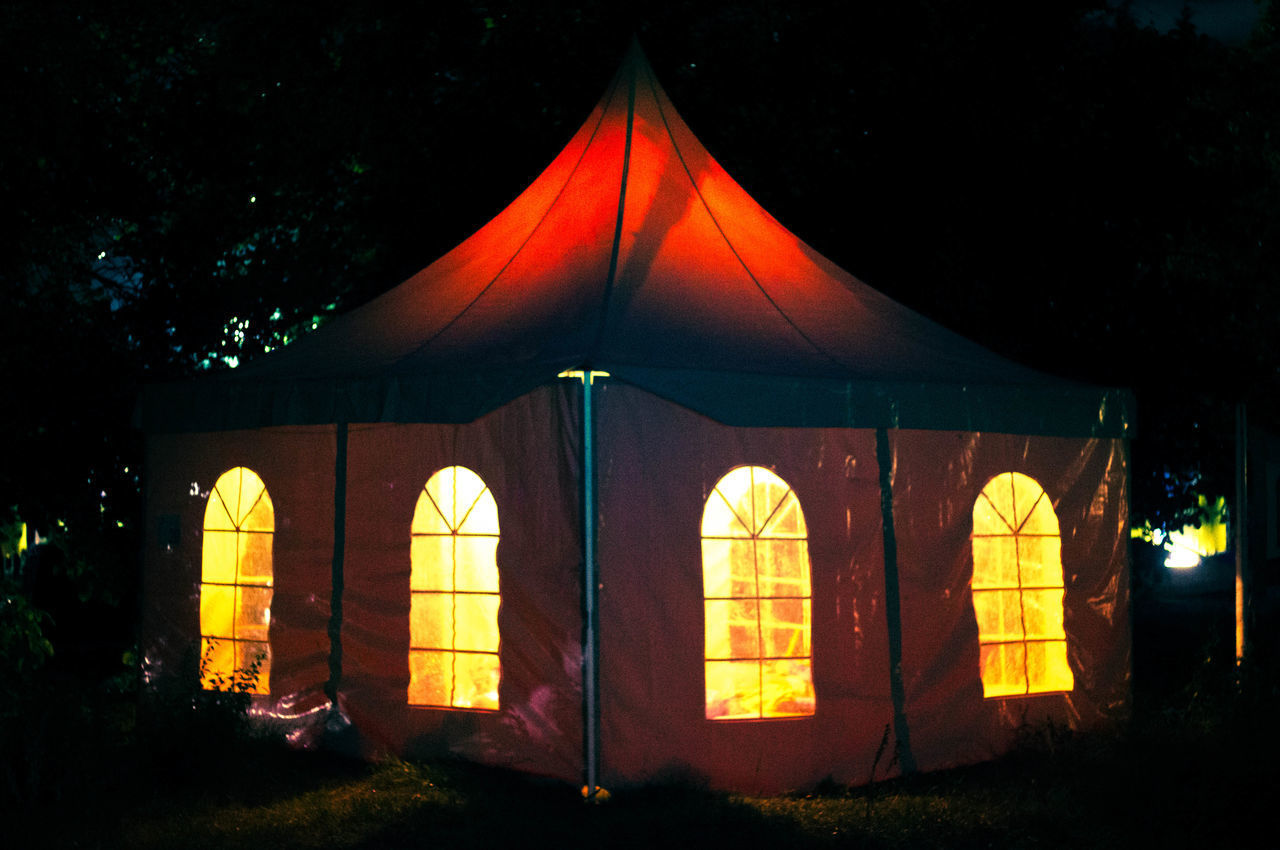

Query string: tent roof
[140,42,1132,437]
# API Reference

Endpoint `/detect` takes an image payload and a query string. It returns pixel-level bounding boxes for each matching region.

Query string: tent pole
[1235,402,1248,667]
[582,373,600,797]
[326,421,348,714]
[874,427,917,776]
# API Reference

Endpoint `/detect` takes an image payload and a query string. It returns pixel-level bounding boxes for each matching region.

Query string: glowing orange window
[971,472,1073,698]
[702,466,815,720]
[200,467,273,694]
[409,466,501,710]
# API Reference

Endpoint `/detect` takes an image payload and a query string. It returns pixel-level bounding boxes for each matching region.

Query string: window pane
[411,488,450,535]
[455,536,499,593]
[1021,589,1066,640]
[701,486,752,538]
[760,598,810,658]
[700,538,755,598]
[978,474,1018,533]
[457,490,499,535]
[236,640,271,695]
[705,660,761,719]
[756,539,809,597]
[454,652,501,709]
[1019,491,1059,536]
[409,649,452,706]
[410,536,454,591]
[454,593,500,653]
[704,598,759,660]
[200,637,235,690]
[971,536,1018,588]
[237,531,273,585]
[1027,640,1074,693]
[759,490,807,538]
[973,589,1025,642]
[235,586,272,642]
[201,530,237,584]
[200,585,235,639]
[979,642,1027,698]
[410,592,453,650]
[1017,536,1063,588]
[203,489,237,531]
[761,658,815,717]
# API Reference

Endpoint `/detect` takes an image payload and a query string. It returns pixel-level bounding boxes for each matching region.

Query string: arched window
[701,466,815,720]
[200,467,273,694]
[409,466,501,710]
[971,472,1073,698]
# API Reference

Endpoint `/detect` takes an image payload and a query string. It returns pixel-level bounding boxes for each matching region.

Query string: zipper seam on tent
[644,69,846,371]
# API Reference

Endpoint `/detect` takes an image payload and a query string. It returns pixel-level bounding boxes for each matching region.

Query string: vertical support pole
[1235,402,1248,667]
[874,427,917,776]
[326,421,349,710]
[582,374,600,798]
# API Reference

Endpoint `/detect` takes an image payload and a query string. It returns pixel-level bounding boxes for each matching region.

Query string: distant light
[1164,545,1201,570]
[249,195,257,203]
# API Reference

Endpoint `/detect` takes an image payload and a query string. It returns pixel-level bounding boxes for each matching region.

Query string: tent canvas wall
[139,42,1132,793]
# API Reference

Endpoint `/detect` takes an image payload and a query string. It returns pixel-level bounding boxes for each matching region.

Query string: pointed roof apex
[141,44,1131,437]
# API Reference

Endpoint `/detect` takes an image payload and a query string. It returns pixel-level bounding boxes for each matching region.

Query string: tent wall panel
[890,430,1130,773]
[596,383,897,792]
[141,427,336,727]
[336,386,584,783]
[138,44,1133,793]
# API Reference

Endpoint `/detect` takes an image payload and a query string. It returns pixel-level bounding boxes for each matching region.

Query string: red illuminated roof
[145,41,1131,436]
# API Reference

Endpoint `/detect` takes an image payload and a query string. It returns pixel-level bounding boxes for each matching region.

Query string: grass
[8,589,1279,850]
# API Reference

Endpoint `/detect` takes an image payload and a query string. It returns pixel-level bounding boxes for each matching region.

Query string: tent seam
[588,56,637,363]
[398,70,625,366]
[643,67,847,371]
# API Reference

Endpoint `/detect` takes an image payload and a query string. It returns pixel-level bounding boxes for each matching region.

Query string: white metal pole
[582,372,599,797]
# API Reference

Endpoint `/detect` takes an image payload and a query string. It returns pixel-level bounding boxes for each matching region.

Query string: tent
[138,42,1133,793]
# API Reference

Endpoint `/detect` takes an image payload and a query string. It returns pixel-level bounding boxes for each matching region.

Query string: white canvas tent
[139,42,1132,793]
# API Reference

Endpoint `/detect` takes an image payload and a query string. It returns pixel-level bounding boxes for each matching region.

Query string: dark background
[2,0,1277,651]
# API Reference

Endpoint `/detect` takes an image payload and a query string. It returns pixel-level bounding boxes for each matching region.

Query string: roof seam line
[645,69,846,370]
[588,59,637,364]
[398,72,625,366]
